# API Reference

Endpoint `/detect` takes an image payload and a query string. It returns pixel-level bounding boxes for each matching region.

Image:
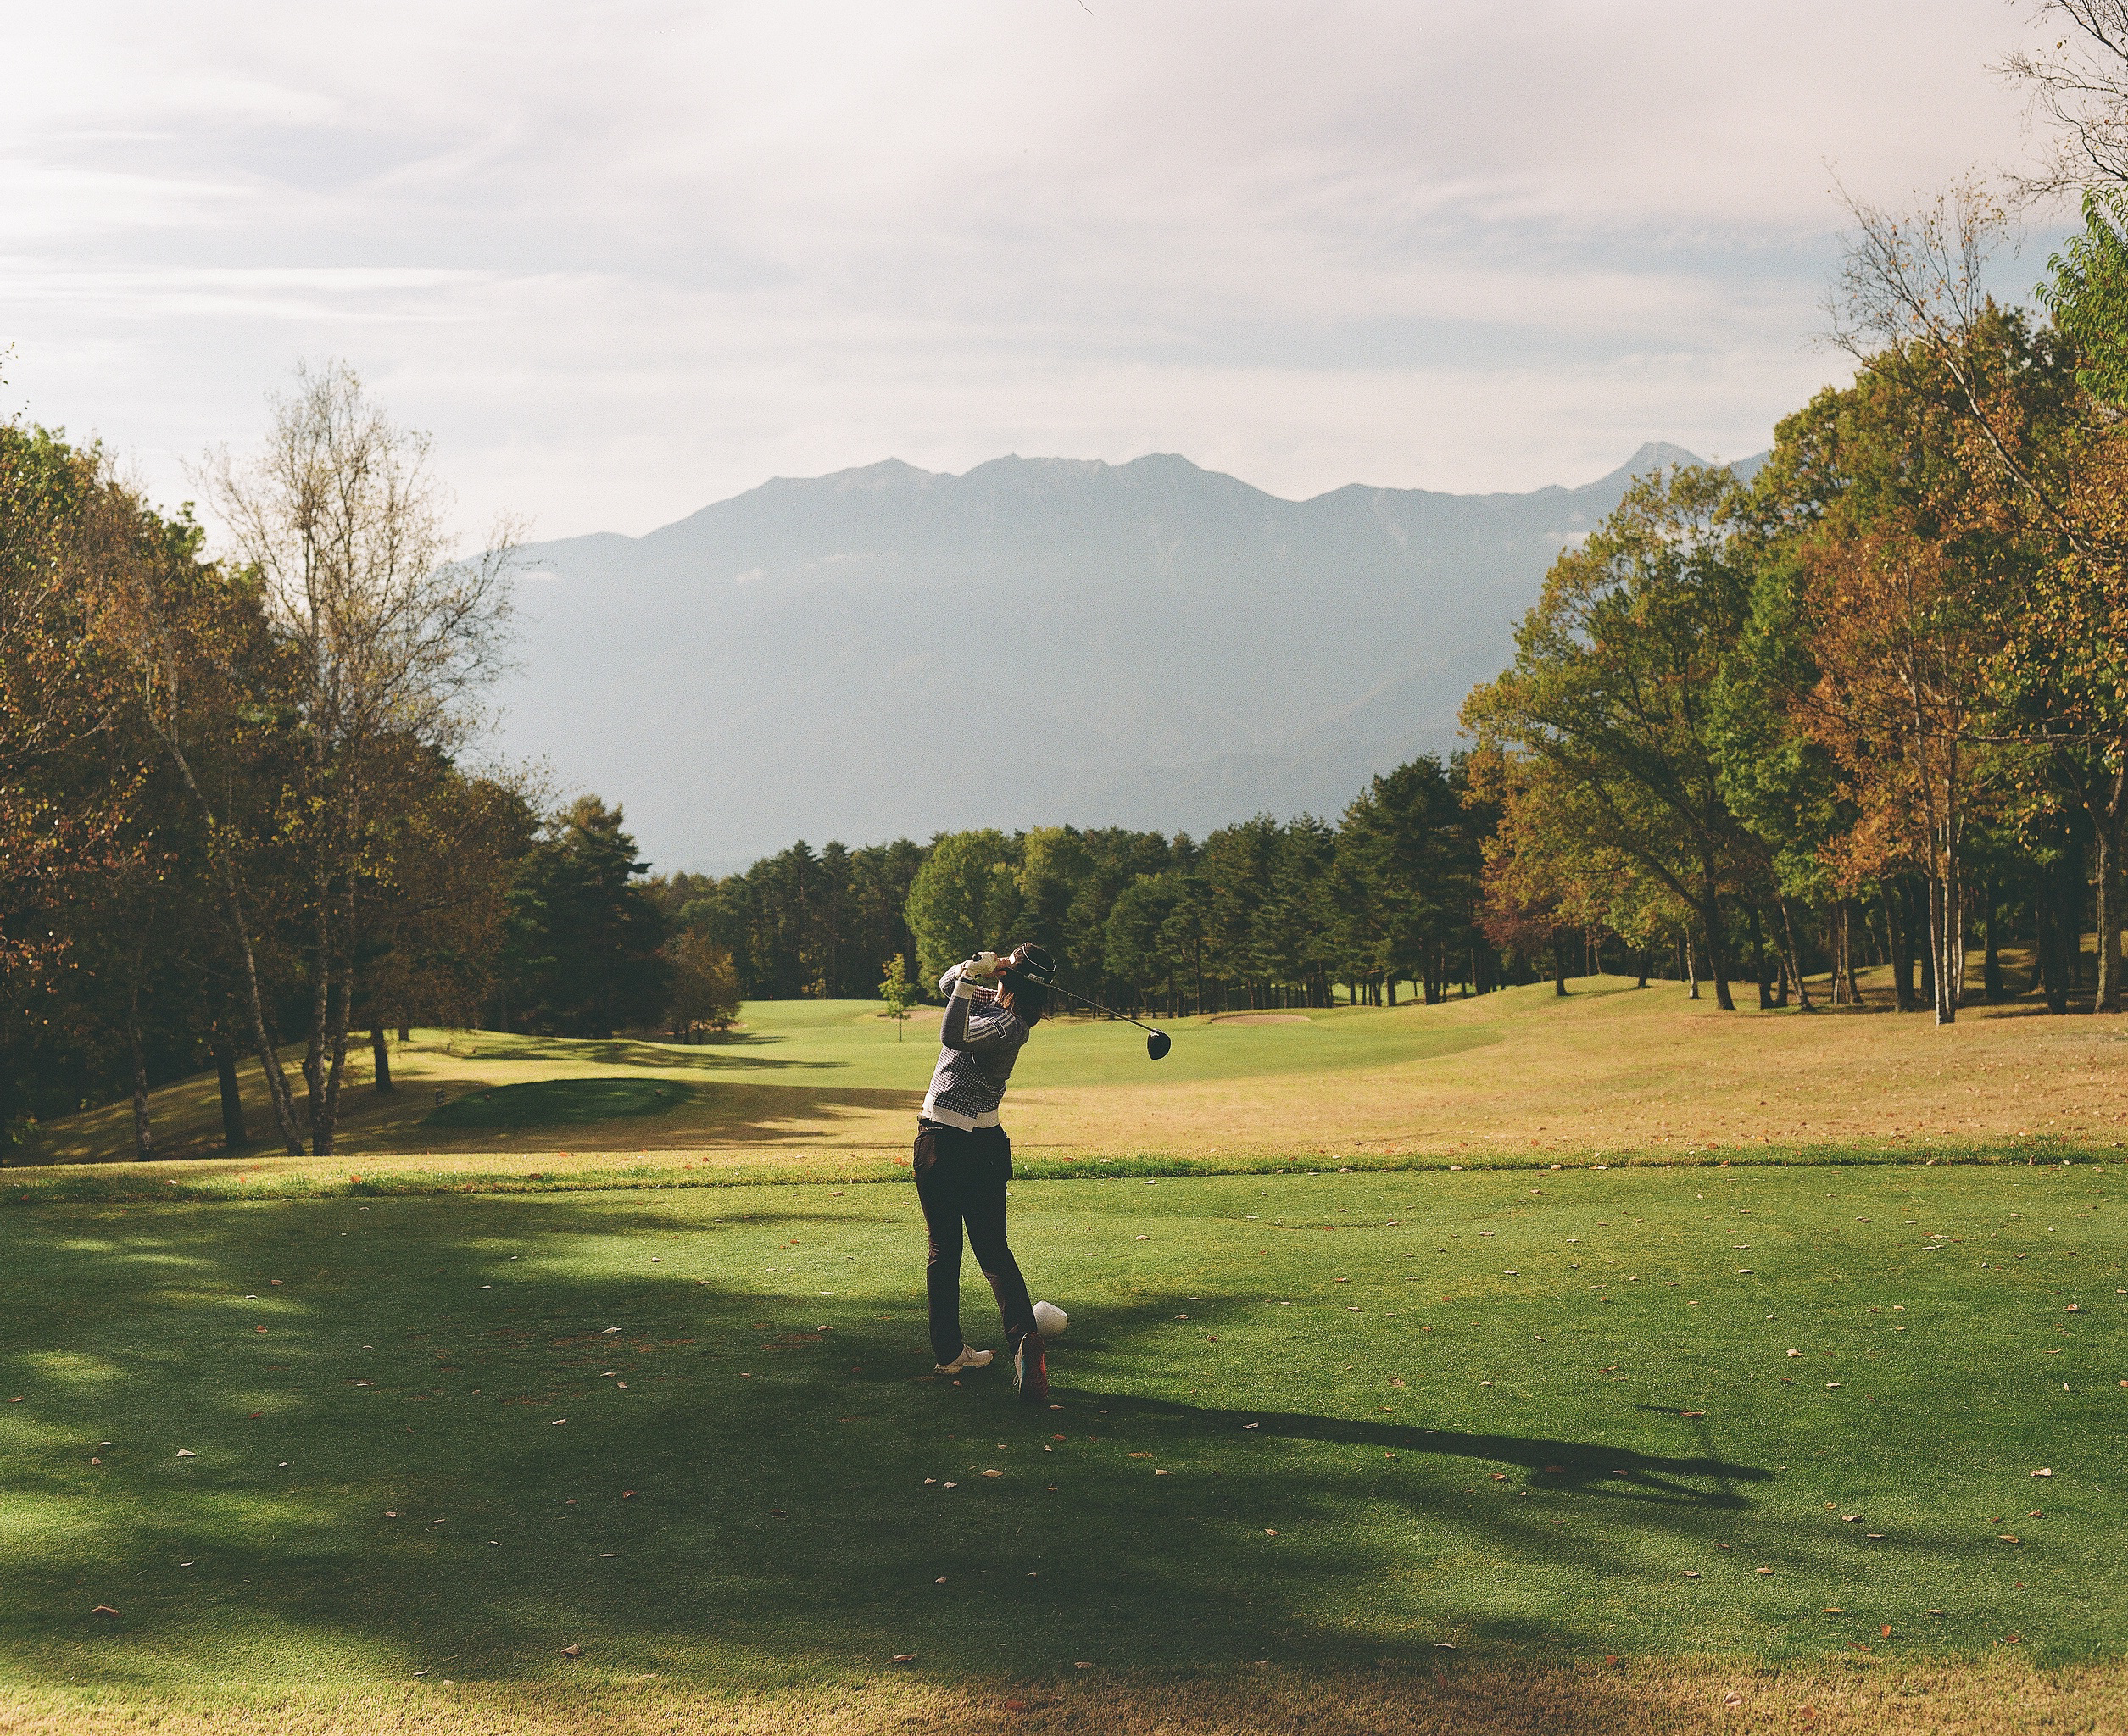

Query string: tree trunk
[370,1025,393,1093]
[1928,871,1961,1026]
[1552,933,1569,996]
[211,1035,248,1149]
[1685,929,1701,1000]
[1699,883,1735,1011]
[2038,859,2072,1014]
[1886,884,1918,1013]
[1981,876,2004,1002]
[1774,896,1810,1010]
[1841,901,1863,1006]
[2097,794,2123,1015]
[127,981,154,1162]
[1748,905,1773,1010]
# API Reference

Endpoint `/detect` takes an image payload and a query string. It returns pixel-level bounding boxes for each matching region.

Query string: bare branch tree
[197,361,519,1153]
[1826,179,2116,559]
[2001,1,2128,201]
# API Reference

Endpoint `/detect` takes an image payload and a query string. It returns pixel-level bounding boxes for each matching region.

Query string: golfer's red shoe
[1014,1332,1048,1404]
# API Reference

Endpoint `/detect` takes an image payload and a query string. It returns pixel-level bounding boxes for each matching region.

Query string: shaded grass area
[424,1080,704,1132]
[3,1164,2124,1712]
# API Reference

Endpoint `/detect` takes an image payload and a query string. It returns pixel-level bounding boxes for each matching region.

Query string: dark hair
[1006,980,1050,1024]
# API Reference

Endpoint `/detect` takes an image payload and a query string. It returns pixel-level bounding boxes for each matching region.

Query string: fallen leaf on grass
[2031,1467,2053,1477]
[1681,1571,1702,1578]
[2001,1535,2021,1545]
[1755,1566,1773,1575]
[892,1654,916,1663]
[1842,1515,1860,1522]
[175,1449,195,1458]
[1681,1410,1705,1418]
[983,1469,1003,1478]
[560,1644,582,1658]
[1544,1465,1566,1474]
[1128,1452,1153,1459]
[91,1606,119,1618]
[1264,1528,1278,1536]
[1724,1694,1742,1706]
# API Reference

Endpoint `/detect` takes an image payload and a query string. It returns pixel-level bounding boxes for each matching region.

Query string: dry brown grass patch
[3,1661,2118,1736]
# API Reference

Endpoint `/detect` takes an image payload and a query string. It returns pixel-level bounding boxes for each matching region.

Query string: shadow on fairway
[462,1034,846,1072]
[0,1190,2047,1693]
[1074,1391,1771,1508]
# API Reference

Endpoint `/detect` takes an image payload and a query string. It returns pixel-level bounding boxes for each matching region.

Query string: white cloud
[0,0,2057,535]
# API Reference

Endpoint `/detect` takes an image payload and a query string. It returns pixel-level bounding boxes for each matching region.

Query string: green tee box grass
[2,1162,2121,1699]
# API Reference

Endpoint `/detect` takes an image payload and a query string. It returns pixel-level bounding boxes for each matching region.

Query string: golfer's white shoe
[934,1345,993,1374]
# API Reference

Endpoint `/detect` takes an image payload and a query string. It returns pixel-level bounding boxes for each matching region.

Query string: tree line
[651,759,1494,1020]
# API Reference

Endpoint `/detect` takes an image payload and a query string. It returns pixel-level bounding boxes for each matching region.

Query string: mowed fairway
[23,974,2128,1182]
[3,1161,2125,1732]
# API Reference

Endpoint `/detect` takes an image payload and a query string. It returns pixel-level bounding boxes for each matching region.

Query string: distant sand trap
[1206,1013,1311,1025]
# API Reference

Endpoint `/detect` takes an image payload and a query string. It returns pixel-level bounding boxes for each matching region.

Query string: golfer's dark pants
[914,1120,1036,1364]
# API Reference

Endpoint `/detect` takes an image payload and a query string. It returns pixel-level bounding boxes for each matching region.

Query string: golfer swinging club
[916,941,1056,1402]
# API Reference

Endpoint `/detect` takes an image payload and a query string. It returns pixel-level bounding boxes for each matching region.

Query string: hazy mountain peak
[499,442,1768,871]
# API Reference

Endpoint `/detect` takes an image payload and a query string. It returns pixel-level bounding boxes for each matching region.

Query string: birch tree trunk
[164,741,306,1153]
[1841,902,1864,1006]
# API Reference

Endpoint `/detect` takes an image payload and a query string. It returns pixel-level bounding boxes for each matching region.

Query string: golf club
[1048,982,1173,1060]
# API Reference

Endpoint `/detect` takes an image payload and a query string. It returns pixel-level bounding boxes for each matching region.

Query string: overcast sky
[0,1,2063,542]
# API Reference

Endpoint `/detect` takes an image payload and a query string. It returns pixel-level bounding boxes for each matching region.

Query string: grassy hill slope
[14,968,2127,1195]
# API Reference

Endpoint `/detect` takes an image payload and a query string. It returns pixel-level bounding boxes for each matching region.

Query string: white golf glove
[964,951,1002,981]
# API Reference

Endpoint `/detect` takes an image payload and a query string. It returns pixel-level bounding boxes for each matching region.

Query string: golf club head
[1146,1029,1172,1060]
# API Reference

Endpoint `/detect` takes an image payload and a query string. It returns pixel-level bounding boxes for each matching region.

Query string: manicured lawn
[22,971,2128,1175]
[4,1160,2122,1713]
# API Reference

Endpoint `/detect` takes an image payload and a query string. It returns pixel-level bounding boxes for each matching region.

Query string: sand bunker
[1206,1012,1312,1025]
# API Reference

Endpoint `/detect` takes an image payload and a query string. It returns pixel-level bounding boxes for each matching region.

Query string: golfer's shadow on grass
[1073,1391,1771,1510]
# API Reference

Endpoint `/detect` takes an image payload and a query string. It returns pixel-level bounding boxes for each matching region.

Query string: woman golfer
[916,941,1056,1401]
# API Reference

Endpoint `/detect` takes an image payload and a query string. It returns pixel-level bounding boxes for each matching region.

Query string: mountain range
[493,442,1762,873]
